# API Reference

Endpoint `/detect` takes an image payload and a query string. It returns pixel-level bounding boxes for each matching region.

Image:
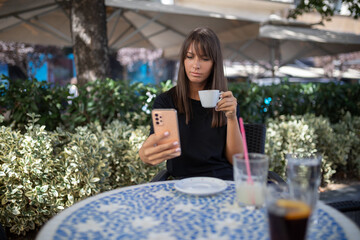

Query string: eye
[186,55,193,59]
[202,57,210,61]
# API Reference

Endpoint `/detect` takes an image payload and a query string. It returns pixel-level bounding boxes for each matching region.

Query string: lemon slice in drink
[276,199,311,220]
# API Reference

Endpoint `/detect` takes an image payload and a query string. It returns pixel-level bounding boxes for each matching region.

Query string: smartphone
[152,108,181,147]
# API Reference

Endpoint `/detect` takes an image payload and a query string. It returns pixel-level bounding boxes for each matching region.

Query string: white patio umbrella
[221,21,360,73]
[0,0,72,47]
[105,0,260,58]
[0,0,260,58]
[1,0,360,72]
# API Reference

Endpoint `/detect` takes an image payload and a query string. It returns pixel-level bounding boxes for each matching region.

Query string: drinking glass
[233,153,269,209]
[286,153,322,224]
[266,184,312,240]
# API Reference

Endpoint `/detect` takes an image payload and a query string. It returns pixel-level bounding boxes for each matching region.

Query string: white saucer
[174,177,228,196]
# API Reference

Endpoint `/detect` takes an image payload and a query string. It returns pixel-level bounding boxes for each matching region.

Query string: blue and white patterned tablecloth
[36,181,360,240]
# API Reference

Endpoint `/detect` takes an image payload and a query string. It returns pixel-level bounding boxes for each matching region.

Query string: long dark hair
[174,27,227,127]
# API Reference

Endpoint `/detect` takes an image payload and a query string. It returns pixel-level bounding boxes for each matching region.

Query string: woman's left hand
[215,91,237,119]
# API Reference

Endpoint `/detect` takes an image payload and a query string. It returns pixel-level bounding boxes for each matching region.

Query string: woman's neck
[189,82,206,100]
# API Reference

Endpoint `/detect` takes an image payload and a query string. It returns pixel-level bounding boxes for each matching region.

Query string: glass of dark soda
[266,185,312,240]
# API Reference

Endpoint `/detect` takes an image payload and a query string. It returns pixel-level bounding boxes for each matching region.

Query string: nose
[193,58,200,69]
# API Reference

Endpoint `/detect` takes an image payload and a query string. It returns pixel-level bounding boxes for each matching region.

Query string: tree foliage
[288,0,360,24]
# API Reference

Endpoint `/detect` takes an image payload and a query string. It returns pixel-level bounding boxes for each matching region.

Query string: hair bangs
[192,35,214,61]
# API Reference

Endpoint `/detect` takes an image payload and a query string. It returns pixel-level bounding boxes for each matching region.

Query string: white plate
[174,177,228,196]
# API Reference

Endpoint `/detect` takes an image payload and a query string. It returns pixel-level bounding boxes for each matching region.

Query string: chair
[326,200,360,228]
[0,223,7,240]
[151,123,286,184]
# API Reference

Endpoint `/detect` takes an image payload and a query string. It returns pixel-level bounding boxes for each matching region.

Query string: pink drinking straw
[239,117,254,184]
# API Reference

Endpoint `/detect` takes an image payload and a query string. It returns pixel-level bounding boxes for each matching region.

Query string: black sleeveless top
[150,88,240,180]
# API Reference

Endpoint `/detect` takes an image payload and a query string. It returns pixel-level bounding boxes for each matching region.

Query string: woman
[139,27,243,180]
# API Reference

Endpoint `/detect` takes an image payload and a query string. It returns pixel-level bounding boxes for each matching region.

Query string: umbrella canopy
[105,0,260,58]
[0,0,71,46]
[0,0,260,58]
[222,21,360,71]
[1,0,360,70]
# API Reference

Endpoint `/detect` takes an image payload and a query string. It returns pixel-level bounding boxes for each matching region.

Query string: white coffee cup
[198,90,221,108]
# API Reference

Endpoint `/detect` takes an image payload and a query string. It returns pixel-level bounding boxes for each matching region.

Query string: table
[36,181,360,240]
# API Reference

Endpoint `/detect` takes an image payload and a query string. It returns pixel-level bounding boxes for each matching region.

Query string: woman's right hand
[139,131,181,166]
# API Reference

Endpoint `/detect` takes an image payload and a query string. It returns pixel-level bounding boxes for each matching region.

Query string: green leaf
[90,177,100,183]
[40,185,49,192]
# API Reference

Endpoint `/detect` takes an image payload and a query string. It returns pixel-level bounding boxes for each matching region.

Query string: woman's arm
[225,115,243,164]
[216,91,243,164]
[139,89,181,165]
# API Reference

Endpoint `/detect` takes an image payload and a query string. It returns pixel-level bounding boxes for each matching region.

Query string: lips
[190,72,201,77]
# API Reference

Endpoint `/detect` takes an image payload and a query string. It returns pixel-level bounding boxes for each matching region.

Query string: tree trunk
[70,0,110,86]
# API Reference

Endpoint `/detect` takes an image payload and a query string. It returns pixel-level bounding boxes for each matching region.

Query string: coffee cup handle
[217,91,223,103]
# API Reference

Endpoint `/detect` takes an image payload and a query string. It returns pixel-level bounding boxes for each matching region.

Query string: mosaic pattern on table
[52,183,347,240]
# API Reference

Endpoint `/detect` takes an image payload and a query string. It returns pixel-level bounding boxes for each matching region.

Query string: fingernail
[164,131,169,136]
[175,148,181,152]
[173,141,178,146]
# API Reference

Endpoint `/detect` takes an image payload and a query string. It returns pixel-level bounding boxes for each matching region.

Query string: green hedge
[0,114,163,235]
[0,77,69,131]
[266,113,360,184]
[1,77,360,131]
[229,82,360,123]
[0,76,173,131]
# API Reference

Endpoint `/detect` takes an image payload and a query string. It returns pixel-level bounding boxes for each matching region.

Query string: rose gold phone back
[152,109,180,145]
